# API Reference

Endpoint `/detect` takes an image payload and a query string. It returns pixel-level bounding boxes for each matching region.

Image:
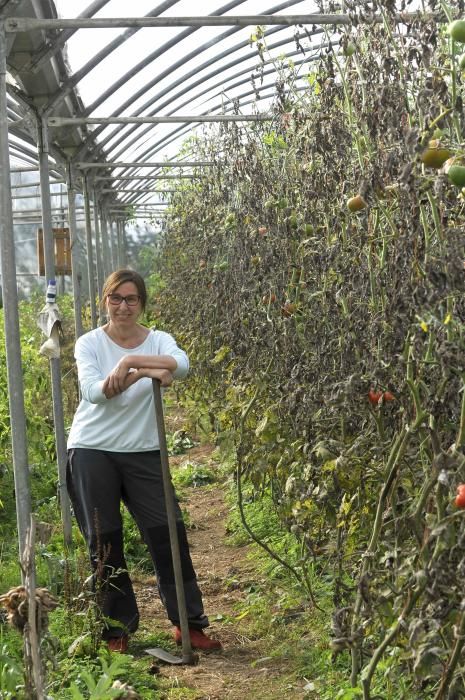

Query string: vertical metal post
[116,218,124,268]
[38,118,73,547]
[92,187,104,301]
[109,215,117,270]
[0,24,32,558]
[99,204,111,279]
[66,164,84,339]
[121,218,128,267]
[83,174,97,327]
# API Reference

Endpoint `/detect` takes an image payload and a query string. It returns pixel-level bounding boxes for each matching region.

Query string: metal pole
[99,205,111,279]
[92,188,104,302]
[101,188,184,193]
[83,175,98,328]
[48,114,271,126]
[116,219,124,268]
[107,214,117,271]
[5,13,430,31]
[0,24,31,557]
[38,118,73,548]
[95,175,198,181]
[10,180,65,188]
[12,191,69,199]
[66,164,84,339]
[76,161,213,168]
[152,378,194,663]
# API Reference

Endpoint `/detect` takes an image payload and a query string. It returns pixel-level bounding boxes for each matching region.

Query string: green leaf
[211,345,231,364]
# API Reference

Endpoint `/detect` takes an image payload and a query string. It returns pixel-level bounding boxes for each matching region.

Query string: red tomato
[262,293,276,304]
[383,391,395,402]
[281,301,297,317]
[456,484,465,508]
[368,390,382,406]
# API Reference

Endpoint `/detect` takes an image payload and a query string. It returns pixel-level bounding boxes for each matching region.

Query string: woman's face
[105,281,142,326]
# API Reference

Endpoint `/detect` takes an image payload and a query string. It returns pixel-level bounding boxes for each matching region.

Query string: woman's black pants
[66,448,208,639]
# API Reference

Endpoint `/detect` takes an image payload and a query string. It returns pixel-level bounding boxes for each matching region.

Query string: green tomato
[447,164,465,187]
[343,41,356,57]
[289,214,298,229]
[447,19,465,44]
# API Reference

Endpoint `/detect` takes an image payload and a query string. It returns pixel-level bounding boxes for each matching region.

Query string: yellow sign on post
[37,228,72,276]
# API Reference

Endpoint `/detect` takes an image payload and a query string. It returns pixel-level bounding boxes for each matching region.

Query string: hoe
[145,379,196,665]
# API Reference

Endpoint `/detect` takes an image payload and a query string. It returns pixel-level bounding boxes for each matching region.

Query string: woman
[66,268,221,653]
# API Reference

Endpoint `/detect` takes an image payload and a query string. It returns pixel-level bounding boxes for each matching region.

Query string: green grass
[171,461,216,489]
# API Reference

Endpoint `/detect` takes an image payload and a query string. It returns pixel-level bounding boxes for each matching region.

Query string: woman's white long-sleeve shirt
[67,327,189,452]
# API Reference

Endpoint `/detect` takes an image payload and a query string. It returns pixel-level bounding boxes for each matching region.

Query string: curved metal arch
[75,6,281,159]
[43,0,181,115]
[113,36,333,181]
[93,27,324,177]
[80,0,247,119]
[74,2,316,158]
[103,31,330,182]
[101,46,329,193]
[23,0,111,75]
[117,78,312,206]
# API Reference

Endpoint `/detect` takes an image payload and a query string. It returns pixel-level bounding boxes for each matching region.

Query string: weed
[0,632,24,699]
[166,430,196,456]
[171,461,215,488]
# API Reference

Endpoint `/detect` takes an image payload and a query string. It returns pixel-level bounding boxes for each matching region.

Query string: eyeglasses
[107,294,141,306]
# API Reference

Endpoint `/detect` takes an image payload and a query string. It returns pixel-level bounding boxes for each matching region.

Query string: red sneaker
[174,626,222,651]
[107,635,128,653]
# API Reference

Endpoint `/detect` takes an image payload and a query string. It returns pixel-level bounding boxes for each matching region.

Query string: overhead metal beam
[12,206,86,214]
[109,201,172,205]
[48,114,271,126]
[94,175,195,181]
[110,214,165,219]
[75,161,213,168]
[98,175,199,183]
[12,191,68,199]
[109,190,176,195]
[10,165,40,172]
[101,188,176,193]
[5,15,352,32]
[11,180,65,188]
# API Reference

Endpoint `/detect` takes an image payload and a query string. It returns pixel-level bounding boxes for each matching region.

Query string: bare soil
[132,442,309,700]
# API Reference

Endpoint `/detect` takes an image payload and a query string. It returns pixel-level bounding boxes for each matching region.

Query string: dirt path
[132,443,308,700]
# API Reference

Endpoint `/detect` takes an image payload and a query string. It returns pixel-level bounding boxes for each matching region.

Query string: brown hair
[101,269,147,312]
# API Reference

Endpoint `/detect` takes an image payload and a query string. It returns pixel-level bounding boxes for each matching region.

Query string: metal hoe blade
[145,647,196,665]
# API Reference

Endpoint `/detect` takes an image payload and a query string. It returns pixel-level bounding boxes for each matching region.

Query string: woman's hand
[104,357,132,395]
[102,365,173,399]
[143,367,174,387]
[102,367,140,399]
